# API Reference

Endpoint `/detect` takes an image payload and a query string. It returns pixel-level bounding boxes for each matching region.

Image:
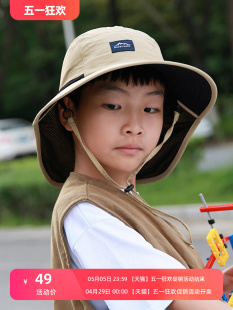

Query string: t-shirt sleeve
[64,201,185,310]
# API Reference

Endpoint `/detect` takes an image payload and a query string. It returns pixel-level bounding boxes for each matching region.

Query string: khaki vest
[51,173,204,310]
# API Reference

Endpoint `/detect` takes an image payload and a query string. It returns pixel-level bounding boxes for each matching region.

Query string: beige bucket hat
[33,26,217,188]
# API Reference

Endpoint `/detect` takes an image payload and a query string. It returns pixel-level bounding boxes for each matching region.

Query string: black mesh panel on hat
[151,65,212,116]
[39,105,75,184]
[137,109,196,181]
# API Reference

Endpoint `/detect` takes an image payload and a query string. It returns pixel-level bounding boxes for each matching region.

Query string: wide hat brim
[33,27,217,187]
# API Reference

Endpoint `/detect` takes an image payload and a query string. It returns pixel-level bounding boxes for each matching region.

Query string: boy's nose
[121,114,144,136]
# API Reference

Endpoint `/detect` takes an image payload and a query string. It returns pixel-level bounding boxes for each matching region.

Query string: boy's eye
[104,104,120,110]
[144,107,159,113]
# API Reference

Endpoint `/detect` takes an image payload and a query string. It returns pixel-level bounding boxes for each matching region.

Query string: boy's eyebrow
[98,85,164,95]
[98,85,128,94]
[146,89,164,96]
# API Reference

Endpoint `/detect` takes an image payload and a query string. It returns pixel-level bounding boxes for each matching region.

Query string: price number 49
[35,273,52,284]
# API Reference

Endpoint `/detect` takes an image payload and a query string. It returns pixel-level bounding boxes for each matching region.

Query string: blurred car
[0,118,37,161]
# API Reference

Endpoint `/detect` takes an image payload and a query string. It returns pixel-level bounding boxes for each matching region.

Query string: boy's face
[71,78,164,186]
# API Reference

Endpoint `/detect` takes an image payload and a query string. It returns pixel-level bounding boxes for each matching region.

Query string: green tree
[0,0,232,139]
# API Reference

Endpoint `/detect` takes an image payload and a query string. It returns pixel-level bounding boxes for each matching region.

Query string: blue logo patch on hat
[110,40,135,53]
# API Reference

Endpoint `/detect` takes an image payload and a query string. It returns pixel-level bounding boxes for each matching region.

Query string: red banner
[10,0,79,20]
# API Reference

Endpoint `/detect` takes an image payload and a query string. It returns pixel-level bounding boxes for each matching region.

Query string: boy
[33,26,232,310]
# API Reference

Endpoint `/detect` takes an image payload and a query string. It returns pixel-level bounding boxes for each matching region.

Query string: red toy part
[199,204,233,213]
[204,252,216,269]
[222,236,230,243]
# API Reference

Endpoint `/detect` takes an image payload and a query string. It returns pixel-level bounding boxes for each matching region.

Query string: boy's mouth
[116,144,142,155]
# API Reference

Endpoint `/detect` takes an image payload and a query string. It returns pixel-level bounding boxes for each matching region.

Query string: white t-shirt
[64,201,185,310]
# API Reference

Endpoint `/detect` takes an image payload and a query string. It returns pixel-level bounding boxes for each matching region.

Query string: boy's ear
[58,96,75,132]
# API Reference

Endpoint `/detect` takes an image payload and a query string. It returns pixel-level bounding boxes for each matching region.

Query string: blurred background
[0,0,233,225]
[1,1,233,309]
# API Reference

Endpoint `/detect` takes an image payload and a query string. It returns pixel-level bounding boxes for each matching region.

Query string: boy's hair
[66,65,176,118]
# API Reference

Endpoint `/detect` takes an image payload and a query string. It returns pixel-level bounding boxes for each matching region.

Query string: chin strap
[67,116,128,190]
[67,110,180,191]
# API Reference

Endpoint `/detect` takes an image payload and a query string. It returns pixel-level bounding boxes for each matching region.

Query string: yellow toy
[206,228,229,267]
[199,194,233,306]
[229,294,233,307]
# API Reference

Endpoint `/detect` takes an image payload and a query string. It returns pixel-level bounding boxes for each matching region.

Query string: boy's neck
[73,158,136,190]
